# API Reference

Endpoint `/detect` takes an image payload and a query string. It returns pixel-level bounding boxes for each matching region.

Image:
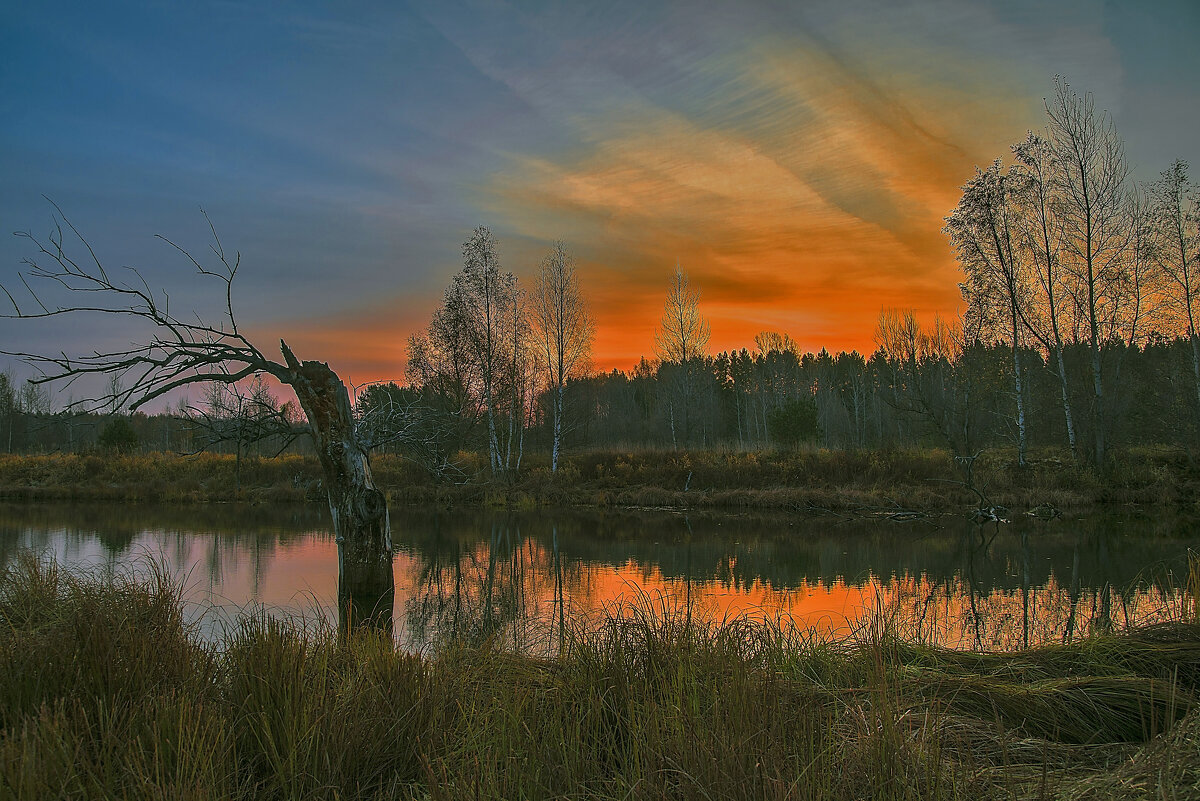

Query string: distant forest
[4,78,1198,469]
[3,334,1197,464]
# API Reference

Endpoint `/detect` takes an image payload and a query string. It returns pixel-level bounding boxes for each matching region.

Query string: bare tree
[2,211,416,628]
[502,281,532,474]
[0,371,15,453]
[945,160,1029,465]
[655,263,710,446]
[1044,77,1131,463]
[531,242,594,472]
[1011,131,1079,456]
[656,263,710,364]
[1116,184,1161,348]
[407,290,484,452]
[457,226,516,475]
[754,330,798,356]
[353,381,459,480]
[188,372,299,489]
[410,226,529,477]
[1151,160,1200,415]
[875,308,972,453]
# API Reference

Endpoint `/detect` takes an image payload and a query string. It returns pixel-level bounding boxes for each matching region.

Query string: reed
[1187,549,1200,625]
[0,556,1197,800]
[1,447,1195,513]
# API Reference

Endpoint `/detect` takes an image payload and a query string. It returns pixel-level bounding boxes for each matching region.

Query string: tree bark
[551,383,564,472]
[281,341,393,632]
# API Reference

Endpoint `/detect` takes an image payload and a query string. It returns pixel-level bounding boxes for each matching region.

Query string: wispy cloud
[475,24,1043,358]
[4,0,1193,382]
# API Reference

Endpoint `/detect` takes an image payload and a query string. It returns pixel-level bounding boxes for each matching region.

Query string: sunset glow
[3,1,1198,383]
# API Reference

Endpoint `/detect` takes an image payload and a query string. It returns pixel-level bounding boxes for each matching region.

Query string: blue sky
[2,0,1197,396]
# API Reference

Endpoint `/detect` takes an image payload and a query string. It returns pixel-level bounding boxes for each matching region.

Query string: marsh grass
[1187,549,1200,624]
[2,447,1195,512]
[1,555,1198,800]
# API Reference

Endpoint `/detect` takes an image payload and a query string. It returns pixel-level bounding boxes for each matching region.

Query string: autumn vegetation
[1,446,1197,516]
[2,554,1198,800]
[1,76,1199,800]
[3,84,1199,515]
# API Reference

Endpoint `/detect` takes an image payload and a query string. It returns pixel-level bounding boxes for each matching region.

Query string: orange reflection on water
[8,508,1187,651]
[394,537,1186,652]
[562,559,880,635]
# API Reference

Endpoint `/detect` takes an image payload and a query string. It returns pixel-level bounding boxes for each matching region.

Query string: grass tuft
[1,555,1198,799]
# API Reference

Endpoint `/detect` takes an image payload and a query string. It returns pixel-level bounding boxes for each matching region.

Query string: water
[1,502,1195,651]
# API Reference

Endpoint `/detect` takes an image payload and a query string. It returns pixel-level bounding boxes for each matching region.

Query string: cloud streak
[3,0,1196,386]
[476,24,1042,360]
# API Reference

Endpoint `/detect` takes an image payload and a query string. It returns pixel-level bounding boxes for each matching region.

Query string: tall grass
[1,555,1197,800]
[1187,549,1200,624]
[1,446,1194,512]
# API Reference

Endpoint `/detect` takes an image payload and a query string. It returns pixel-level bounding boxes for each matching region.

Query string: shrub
[97,417,139,455]
[767,396,820,448]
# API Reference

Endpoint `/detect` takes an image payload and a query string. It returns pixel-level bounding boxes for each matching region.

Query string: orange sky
[267,24,1053,379]
[5,2,1197,391]
[480,45,1042,372]
[273,55,1042,379]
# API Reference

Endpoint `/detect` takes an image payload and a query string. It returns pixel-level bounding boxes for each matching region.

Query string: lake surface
[1,502,1195,651]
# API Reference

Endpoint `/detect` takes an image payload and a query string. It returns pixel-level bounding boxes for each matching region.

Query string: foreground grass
[0,445,1196,512]
[1,557,1198,800]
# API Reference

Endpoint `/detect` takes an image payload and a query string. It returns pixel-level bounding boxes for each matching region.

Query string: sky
[2,0,1198,396]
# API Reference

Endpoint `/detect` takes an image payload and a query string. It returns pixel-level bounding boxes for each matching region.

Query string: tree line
[5,77,1196,472]
[949,77,1198,465]
[395,78,1196,468]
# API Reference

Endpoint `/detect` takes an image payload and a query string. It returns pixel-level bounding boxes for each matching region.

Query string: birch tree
[1117,185,1160,348]
[501,281,534,473]
[531,242,593,472]
[945,161,1029,465]
[457,226,513,474]
[655,264,710,446]
[1011,131,1079,456]
[1044,77,1131,463]
[1151,161,1200,415]
[0,372,14,453]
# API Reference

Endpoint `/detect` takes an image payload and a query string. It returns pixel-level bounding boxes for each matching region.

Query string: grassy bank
[2,556,1199,800]
[0,446,1196,513]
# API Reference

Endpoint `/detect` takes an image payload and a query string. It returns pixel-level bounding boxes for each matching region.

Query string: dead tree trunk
[4,212,420,632]
[281,341,393,631]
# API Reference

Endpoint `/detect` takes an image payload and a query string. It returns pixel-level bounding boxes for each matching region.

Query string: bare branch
[2,209,293,419]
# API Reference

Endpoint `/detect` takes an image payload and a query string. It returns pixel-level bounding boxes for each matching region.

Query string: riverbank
[0,447,1195,514]
[1,556,1197,800]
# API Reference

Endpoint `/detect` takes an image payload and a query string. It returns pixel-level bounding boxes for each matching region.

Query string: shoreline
[2,556,1197,800]
[0,447,1194,516]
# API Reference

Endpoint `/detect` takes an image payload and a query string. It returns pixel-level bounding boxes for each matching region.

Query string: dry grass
[1,556,1198,800]
[1061,706,1200,800]
[0,447,1196,513]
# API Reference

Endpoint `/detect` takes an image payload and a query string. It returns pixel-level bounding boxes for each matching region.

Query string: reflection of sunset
[391,538,1185,652]
[563,560,879,636]
[4,506,1191,651]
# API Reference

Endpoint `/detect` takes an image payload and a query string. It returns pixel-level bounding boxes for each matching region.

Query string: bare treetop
[655,263,710,364]
[4,207,427,628]
[3,207,290,412]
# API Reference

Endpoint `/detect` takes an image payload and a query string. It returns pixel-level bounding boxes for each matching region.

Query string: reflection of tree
[0,502,326,602]
[403,516,563,651]
[1021,527,1031,649]
[2,504,1194,651]
[395,508,1192,651]
[1064,530,1083,642]
[96,526,138,556]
